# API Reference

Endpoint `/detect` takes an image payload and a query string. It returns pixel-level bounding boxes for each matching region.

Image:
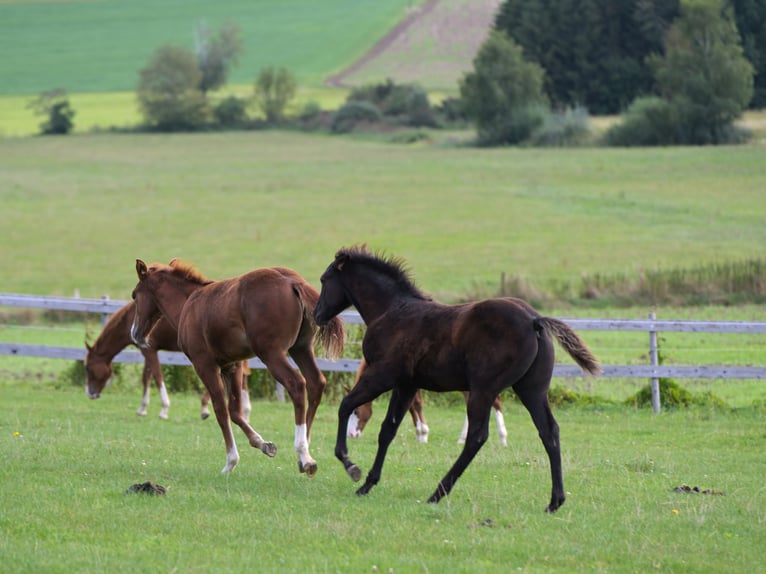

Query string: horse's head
[84,342,111,399]
[130,259,167,348]
[314,251,353,325]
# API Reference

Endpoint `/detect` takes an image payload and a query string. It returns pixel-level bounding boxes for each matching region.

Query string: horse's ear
[342,385,351,394]
[85,341,93,352]
[168,258,179,267]
[336,252,349,271]
[136,259,148,280]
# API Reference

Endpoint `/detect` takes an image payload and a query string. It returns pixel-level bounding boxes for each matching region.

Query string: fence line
[2,293,765,413]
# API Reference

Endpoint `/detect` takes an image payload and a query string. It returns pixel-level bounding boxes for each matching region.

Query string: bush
[27,89,75,135]
[137,45,210,131]
[347,79,438,127]
[530,106,591,147]
[625,379,728,409]
[212,95,249,126]
[331,101,383,133]
[477,103,546,146]
[603,97,678,146]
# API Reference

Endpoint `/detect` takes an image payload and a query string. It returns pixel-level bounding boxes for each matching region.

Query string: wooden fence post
[649,311,660,413]
[101,295,110,327]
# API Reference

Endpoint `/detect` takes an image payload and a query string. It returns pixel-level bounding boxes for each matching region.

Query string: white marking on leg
[458,416,469,444]
[137,387,150,417]
[241,388,251,422]
[222,422,240,473]
[416,420,429,443]
[495,409,508,446]
[294,423,315,470]
[158,381,170,420]
[347,412,361,438]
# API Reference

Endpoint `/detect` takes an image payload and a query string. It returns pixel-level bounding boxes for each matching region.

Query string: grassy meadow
[1,382,764,573]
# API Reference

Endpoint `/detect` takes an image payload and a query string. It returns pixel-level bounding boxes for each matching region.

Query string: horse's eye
[131,290,136,300]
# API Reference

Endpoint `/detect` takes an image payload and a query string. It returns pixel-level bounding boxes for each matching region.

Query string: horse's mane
[167,259,214,286]
[335,245,430,300]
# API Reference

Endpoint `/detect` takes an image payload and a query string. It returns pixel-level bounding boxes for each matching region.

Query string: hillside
[326,0,501,91]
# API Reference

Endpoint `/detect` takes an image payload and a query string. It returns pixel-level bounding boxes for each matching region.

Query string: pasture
[1,132,765,302]
[1,382,764,573]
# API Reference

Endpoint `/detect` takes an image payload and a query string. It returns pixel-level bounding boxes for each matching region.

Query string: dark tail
[290,277,345,360]
[535,317,601,376]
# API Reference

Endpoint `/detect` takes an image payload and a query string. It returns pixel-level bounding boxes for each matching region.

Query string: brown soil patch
[325,0,501,90]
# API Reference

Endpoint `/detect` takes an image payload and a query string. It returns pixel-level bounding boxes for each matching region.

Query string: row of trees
[461,0,755,145]
[494,0,766,113]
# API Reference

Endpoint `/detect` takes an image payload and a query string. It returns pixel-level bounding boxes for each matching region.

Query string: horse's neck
[153,280,201,329]
[348,273,408,325]
[91,307,133,359]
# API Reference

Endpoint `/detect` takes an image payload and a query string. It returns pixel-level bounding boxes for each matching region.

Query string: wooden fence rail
[2,293,765,412]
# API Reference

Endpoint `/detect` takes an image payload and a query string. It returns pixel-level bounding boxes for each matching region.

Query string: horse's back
[179,267,306,360]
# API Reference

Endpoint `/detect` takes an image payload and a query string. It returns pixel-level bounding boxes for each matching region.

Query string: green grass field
[1,382,764,573]
[0,0,420,96]
[1,132,764,302]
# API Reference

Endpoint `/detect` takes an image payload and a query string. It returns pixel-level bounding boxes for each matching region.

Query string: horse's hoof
[355,485,370,497]
[260,442,277,457]
[347,464,362,482]
[300,461,318,477]
[200,413,210,420]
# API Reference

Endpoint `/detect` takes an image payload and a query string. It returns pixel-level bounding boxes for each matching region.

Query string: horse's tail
[289,276,345,360]
[534,317,601,376]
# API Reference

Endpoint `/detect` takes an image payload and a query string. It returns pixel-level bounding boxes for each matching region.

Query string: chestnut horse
[314,246,600,512]
[84,300,250,420]
[346,358,507,445]
[130,259,344,476]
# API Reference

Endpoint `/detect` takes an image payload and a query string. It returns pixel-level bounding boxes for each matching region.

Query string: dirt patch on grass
[325,0,501,91]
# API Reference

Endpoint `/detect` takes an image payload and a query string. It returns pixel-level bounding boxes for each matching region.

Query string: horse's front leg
[146,350,170,419]
[357,386,417,497]
[193,361,242,474]
[221,363,276,461]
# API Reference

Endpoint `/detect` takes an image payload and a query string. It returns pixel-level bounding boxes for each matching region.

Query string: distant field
[1,132,764,302]
[0,0,421,96]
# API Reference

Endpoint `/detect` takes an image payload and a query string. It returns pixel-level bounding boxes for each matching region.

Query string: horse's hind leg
[288,345,327,439]
[493,396,508,446]
[357,386,418,497]
[261,353,317,477]
[409,390,429,443]
[513,341,564,512]
[428,391,493,503]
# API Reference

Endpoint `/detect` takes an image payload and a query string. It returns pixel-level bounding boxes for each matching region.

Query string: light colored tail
[535,317,601,375]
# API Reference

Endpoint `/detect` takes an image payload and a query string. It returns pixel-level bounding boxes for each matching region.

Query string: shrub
[603,97,679,146]
[161,365,203,394]
[213,95,249,126]
[27,89,75,135]
[331,101,383,133]
[530,106,591,147]
[476,103,546,146]
[624,379,728,409]
[347,79,437,127]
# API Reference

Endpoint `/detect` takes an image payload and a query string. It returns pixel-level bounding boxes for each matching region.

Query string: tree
[253,67,297,123]
[137,45,209,131]
[495,0,680,114]
[27,88,75,135]
[194,21,243,94]
[459,31,547,145]
[649,0,754,143]
[729,0,766,108]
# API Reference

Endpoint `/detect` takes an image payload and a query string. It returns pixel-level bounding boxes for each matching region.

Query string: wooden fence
[2,293,764,412]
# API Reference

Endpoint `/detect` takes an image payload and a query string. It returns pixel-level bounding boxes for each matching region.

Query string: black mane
[335,245,430,301]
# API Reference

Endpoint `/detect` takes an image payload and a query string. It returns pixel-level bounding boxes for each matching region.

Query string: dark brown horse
[314,246,600,512]
[84,300,250,420]
[346,358,507,445]
[130,259,344,476]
